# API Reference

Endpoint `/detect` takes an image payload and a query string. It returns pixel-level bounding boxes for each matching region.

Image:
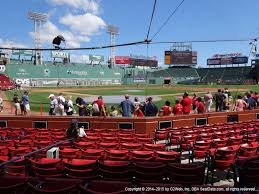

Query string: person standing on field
[204,91,213,112]
[21,91,30,115]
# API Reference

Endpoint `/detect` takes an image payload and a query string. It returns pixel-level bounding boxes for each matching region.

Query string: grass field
[4,84,258,113]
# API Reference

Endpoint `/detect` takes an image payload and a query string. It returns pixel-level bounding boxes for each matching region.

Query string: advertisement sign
[130,58,158,67]
[12,50,33,56]
[212,53,241,58]
[207,58,221,65]
[232,57,248,64]
[171,51,193,64]
[164,51,171,65]
[115,56,130,64]
[15,79,30,87]
[221,57,233,65]
[89,55,104,62]
[51,51,69,58]
[207,56,248,65]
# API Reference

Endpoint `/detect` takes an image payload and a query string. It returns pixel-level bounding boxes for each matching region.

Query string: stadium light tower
[107,25,119,68]
[28,11,48,65]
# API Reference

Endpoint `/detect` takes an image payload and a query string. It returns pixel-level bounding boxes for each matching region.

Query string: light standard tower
[28,11,48,65]
[107,25,119,68]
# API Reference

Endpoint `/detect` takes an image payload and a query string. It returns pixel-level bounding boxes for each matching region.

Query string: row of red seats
[0,158,204,185]
[0,176,235,194]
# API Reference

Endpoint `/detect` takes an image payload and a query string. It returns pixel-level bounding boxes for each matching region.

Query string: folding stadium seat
[0,176,28,194]
[117,133,133,138]
[233,156,259,188]
[237,143,258,159]
[119,137,137,143]
[243,133,258,143]
[99,132,115,138]
[81,149,104,160]
[136,137,153,144]
[27,177,81,194]
[154,130,169,144]
[133,161,166,183]
[101,136,119,143]
[99,142,119,150]
[86,135,101,142]
[120,143,142,151]
[131,151,154,161]
[0,146,8,156]
[119,128,135,134]
[59,148,80,160]
[206,146,238,184]
[198,133,213,141]
[155,151,181,163]
[213,131,228,139]
[143,143,166,151]
[105,149,129,160]
[74,141,97,149]
[30,158,63,178]
[4,158,26,176]
[228,135,243,146]
[180,135,198,151]
[63,159,98,179]
[92,128,107,133]
[14,139,33,147]
[212,138,228,148]
[134,133,149,138]
[79,180,131,194]
[167,162,205,186]
[189,140,212,162]
[8,147,31,157]
[34,140,52,148]
[106,128,119,133]
[169,130,183,146]
[98,160,132,181]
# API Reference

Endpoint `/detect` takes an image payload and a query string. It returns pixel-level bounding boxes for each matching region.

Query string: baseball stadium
[0,0,258,193]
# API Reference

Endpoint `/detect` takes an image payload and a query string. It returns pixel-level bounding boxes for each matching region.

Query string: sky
[0,0,259,67]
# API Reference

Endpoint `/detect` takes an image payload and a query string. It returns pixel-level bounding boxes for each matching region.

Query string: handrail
[0,138,74,167]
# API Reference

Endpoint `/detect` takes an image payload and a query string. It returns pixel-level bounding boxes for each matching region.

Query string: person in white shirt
[0,97,3,112]
[204,91,213,112]
[65,96,74,116]
[55,93,66,116]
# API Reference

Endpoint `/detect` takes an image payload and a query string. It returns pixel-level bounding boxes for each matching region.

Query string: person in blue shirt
[246,93,257,110]
[21,91,30,115]
[143,97,158,117]
[120,94,135,117]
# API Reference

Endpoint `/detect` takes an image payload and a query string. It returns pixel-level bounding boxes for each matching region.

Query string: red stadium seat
[81,149,104,160]
[120,143,142,151]
[131,151,154,161]
[105,149,129,160]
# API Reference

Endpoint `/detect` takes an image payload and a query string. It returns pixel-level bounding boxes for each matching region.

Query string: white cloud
[59,13,106,36]
[48,0,100,14]
[0,38,27,48]
[30,21,90,48]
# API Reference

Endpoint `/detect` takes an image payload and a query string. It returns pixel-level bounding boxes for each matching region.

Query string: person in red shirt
[173,100,183,115]
[192,93,199,110]
[181,92,192,115]
[92,96,106,117]
[196,97,205,114]
[134,106,144,117]
[160,100,172,116]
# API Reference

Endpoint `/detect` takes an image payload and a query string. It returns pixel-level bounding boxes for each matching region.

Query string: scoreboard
[165,51,197,65]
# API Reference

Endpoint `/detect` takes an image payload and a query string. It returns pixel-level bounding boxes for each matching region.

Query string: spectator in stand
[134,105,144,117]
[75,97,87,116]
[234,95,247,111]
[192,93,199,110]
[48,94,57,116]
[66,119,86,140]
[110,105,118,117]
[13,93,20,115]
[173,100,183,115]
[0,96,3,112]
[120,94,135,117]
[21,91,30,116]
[143,97,158,117]
[56,93,66,116]
[224,88,231,98]
[254,92,259,107]
[181,92,192,115]
[65,96,74,116]
[196,97,205,114]
[214,89,225,112]
[134,97,141,109]
[204,91,213,112]
[160,100,172,116]
[246,93,257,110]
[92,96,106,117]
